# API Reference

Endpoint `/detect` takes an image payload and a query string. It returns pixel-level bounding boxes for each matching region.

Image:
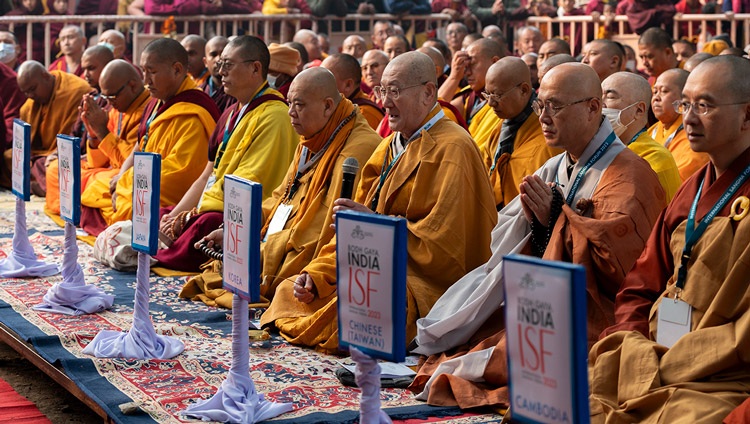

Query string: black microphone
[340,157,359,199]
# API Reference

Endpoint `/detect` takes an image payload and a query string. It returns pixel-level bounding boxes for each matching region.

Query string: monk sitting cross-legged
[180,66,381,307]
[260,51,498,353]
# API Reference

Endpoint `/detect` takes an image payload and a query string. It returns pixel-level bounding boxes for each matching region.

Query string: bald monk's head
[99,59,145,112]
[683,56,750,173]
[81,45,114,89]
[98,29,126,59]
[485,57,533,120]
[538,53,575,82]
[417,46,445,79]
[205,36,229,80]
[293,29,322,62]
[58,25,86,60]
[465,38,505,92]
[537,63,603,160]
[321,53,361,98]
[181,34,208,80]
[140,38,189,101]
[383,35,409,60]
[219,35,270,104]
[361,49,389,89]
[537,38,571,69]
[581,39,625,82]
[17,60,55,104]
[683,52,712,72]
[652,68,689,125]
[638,27,677,78]
[287,67,342,138]
[379,52,437,139]
[601,71,652,139]
[341,35,366,60]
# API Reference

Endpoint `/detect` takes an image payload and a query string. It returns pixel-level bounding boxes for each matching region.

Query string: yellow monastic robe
[481,111,560,208]
[47,90,151,215]
[19,71,92,155]
[198,87,298,212]
[649,115,709,182]
[352,90,384,130]
[468,102,501,151]
[81,77,217,225]
[261,107,498,353]
[627,130,682,203]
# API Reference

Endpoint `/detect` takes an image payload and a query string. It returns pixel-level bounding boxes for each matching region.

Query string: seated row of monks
[5,26,750,421]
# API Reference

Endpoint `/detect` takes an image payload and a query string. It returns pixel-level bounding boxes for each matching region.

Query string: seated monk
[408,64,666,409]
[200,36,235,113]
[260,52,498,353]
[590,56,750,424]
[80,38,220,236]
[154,35,298,272]
[180,67,382,306]
[649,68,709,181]
[601,71,682,203]
[321,53,384,130]
[8,61,91,196]
[46,45,115,214]
[481,57,561,209]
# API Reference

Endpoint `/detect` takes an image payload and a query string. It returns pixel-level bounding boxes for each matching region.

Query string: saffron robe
[154,87,298,271]
[627,130,682,204]
[649,115,709,182]
[481,110,560,208]
[260,107,498,353]
[468,102,501,152]
[351,90,384,130]
[48,56,83,78]
[48,89,150,215]
[80,77,218,232]
[375,99,467,138]
[590,146,750,423]
[179,103,381,306]
[409,120,666,409]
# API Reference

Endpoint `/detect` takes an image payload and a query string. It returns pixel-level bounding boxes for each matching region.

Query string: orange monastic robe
[468,102,501,151]
[81,77,217,226]
[351,89,384,130]
[47,89,150,215]
[481,110,560,208]
[649,115,709,181]
[261,106,498,353]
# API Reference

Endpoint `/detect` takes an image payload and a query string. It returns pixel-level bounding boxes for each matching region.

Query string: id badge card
[263,203,293,242]
[656,297,692,348]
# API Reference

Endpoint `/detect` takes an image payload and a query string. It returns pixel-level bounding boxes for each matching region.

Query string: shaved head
[485,57,533,119]
[100,59,145,111]
[417,46,445,75]
[380,52,438,137]
[342,35,366,59]
[81,45,115,88]
[205,36,229,79]
[582,39,625,81]
[661,68,690,91]
[17,61,55,104]
[603,71,651,106]
[287,67,342,138]
[321,53,361,97]
[471,38,505,60]
[293,29,322,61]
[98,29,126,59]
[639,27,673,49]
[361,49,389,89]
[143,38,188,68]
[537,38,571,69]
[538,53,575,82]
[683,52,712,72]
[601,71,652,140]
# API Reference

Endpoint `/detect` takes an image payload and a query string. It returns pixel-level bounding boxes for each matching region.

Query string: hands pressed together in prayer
[329,198,374,230]
[520,175,558,225]
[294,272,317,303]
[79,94,109,148]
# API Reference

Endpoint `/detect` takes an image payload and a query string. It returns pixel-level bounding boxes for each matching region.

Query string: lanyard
[675,164,750,291]
[284,110,357,202]
[652,123,683,148]
[467,96,486,124]
[556,131,616,205]
[207,77,215,97]
[628,127,647,146]
[116,112,124,138]
[370,109,444,210]
[140,101,161,151]
[214,87,267,169]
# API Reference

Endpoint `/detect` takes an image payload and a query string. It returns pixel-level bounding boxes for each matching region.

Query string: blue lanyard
[676,164,750,290]
[652,123,683,148]
[556,131,616,205]
[140,101,161,151]
[370,109,444,210]
[207,77,215,97]
[628,127,647,146]
[214,87,266,169]
[116,112,123,138]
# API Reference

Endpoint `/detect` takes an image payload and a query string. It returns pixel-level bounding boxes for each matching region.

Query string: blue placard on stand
[503,254,589,424]
[131,152,161,255]
[11,119,31,201]
[57,134,81,225]
[222,175,262,303]
[336,211,407,363]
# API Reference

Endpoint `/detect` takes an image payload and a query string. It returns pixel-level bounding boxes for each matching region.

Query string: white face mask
[99,41,116,53]
[602,102,638,137]
[267,74,278,89]
[0,43,16,65]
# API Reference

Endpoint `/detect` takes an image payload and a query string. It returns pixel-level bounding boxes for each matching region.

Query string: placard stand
[0,119,59,278]
[34,134,113,315]
[83,153,183,359]
[183,175,292,423]
[351,347,393,424]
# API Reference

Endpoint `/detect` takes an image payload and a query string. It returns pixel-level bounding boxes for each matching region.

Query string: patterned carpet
[0,191,503,424]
